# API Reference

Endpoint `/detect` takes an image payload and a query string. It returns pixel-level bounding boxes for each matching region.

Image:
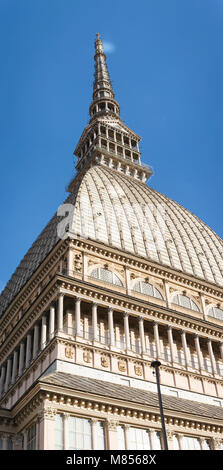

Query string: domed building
[0,34,223,451]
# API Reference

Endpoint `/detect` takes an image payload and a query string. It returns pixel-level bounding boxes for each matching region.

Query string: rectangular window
[94,422,105,450]
[117,426,125,450]
[27,423,36,450]
[68,417,92,450]
[129,427,150,450]
[173,435,180,450]
[55,414,63,450]
[182,436,201,450]
[202,439,211,450]
[152,431,162,450]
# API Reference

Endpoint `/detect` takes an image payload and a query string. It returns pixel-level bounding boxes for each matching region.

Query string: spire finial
[89,33,120,120]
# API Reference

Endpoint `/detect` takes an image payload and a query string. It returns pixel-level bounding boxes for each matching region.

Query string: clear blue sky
[0,0,223,292]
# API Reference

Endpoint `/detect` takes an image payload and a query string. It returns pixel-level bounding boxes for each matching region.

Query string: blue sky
[0,0,223,292]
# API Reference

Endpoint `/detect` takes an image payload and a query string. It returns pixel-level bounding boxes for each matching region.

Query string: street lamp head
[151,361,161,368]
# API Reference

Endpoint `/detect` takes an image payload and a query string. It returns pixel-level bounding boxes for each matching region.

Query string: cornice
[57,275,223,341]
[1,271,223,365]
[12,382,223,434]
[0,281,59,361]
[70,238,223,298]
[1,236,223,348]
[52,336,223,385]
[0,238,68,331]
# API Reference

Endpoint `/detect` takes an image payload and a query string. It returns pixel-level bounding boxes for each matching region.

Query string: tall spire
[89,33,120,121]
[69,33,153,191]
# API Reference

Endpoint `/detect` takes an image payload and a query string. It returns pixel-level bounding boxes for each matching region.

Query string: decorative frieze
[83,350,92,364]
[65,345,74,359]
[101,356,109,368]
[118,360,127,372]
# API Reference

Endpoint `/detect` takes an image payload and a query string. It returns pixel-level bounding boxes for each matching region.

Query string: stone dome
[71,165,223,286]
[1,164,223,316]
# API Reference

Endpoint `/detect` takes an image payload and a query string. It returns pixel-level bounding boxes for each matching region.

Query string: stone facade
[0,34,223,451]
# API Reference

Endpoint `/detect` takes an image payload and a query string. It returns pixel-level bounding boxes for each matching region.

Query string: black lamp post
[151,361,168,450]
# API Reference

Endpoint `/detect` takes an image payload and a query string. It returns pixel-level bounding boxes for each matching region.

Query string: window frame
[172,293,200,312]
[90,267,123,287]
[132,280,163,300]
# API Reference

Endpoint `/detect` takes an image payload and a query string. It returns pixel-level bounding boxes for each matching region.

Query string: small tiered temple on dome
[0,34,223,451]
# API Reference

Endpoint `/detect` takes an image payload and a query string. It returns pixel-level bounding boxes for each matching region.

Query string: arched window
[208,306,223,321]
[172,294,199,312]
[90,268,123,287]
[133,281,163,300]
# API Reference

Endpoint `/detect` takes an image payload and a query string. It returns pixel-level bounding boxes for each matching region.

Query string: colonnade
[0,294,223,399]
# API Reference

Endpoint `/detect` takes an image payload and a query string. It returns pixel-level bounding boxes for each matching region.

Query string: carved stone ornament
[88,258,97,266]
[101,356,109,368]
[118,360,127,372]
[166,431,174,440]
[134,365,143,376]
[212,437,223,449]
[65,345,74,359]
[41,406,57,420]
[83,350,92,363]
[73,252,82,273]
[106,418,119,431]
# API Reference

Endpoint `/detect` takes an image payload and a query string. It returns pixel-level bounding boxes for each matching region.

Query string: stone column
[153,322,161,358]
[11,350,18,385]
[35,419,40,450]
[212,437,223,450]
[139,317,146,354]
[108,308,115,347]
[124,313,131,351]
[33,324,39,359]
[66,311,73,335]
[25,332,32,368]
[41,314,47,350]
[0,364,6,397]
[49,304,55,339]
[149,430,157,450]
[194,335,204,370]
[125,268,131,295]
[91,418,98,450]
[181,330,190,367]
[199,438,207,450]
[83,253,88,281]
[4,357,12,392]
[166,431,175,450]
[75,298,81,336]
[67,248,73,276]
[63,413,69,450]
[106,419,119,450]
[39,409,56,450]
[18,342,25,376]
[163,280,171,308]
[177,434,184,450]
[123,424,130,450]
[200,295,207,319]
[58,293,64,332]
[208,339,217,374]
[167,326,175,363]
[92,303,98,341]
